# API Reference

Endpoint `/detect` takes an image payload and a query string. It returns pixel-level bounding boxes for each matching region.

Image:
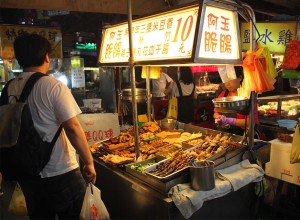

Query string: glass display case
[257,94,300,139]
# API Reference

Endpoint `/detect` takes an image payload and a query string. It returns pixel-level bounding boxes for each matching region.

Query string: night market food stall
[88,0,271,219]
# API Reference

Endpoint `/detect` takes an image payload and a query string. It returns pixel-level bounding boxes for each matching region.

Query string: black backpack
[0,72,62,180]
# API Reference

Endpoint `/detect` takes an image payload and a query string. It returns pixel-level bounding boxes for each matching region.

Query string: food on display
[90,121,241,168]
[196,84,219,92]
[130,162,155,173]
[148,151,192,177]
[146,133,242,178]
[188,133,241,160]
[282,40,300,70]
[101,154,134,165]
[258,100,300,117]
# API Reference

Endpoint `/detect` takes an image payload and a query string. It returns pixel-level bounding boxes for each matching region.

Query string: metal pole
[146,66,152,121]
[243,3,256,151]
[127,0,140,160]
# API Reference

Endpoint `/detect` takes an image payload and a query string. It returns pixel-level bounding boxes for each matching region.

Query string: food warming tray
[125,157,190,194]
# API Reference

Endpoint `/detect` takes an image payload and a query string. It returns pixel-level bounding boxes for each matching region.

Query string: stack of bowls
[277,119,297,130]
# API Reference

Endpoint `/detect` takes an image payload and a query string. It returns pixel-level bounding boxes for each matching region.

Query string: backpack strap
[176,81,183,97]
[19,72,47,102]
[51,125,63,144]
[18,72,63,142]
[0,78,15,106]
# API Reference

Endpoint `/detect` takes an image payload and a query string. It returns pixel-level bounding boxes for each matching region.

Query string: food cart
[91,0,269,219]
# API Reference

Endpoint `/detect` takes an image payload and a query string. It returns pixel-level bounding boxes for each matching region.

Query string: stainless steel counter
[92,157,259,219]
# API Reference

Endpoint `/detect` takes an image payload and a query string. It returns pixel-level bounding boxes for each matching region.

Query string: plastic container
[277,119,297,130]
[83,99,102,108]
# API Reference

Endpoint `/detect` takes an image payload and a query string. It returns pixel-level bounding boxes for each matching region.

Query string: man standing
[3,33,96,219]
[151,67,174,102]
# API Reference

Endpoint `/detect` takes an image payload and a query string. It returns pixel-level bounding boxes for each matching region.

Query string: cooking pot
[121,88,149,103]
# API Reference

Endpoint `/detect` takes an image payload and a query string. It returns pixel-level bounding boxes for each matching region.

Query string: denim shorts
[19,168,86,220]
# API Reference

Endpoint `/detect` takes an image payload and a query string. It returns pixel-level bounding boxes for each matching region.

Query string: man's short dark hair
[13,33,52,68]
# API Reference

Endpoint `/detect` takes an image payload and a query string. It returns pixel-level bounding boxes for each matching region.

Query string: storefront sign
[99,5,199,64]
[78,113,120,145]
[71,67,85,88]
[194,0,242,64]
[241,22,298,54]
[0,25,62,59]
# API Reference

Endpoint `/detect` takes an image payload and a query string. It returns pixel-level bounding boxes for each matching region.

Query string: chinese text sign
[71,67,85,88]
[0,25,62,59]
[78,113,120,145]
[99,6,199,64]
[241,22,297,54]
[197,5,240,61]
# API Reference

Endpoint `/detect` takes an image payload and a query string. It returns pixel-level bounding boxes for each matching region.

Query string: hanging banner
[0,25,62,59]
[71,67,85,88]
[241,22,298,54]
[77,113,120,145]
[99,5,199,64]
[194,0,242,64]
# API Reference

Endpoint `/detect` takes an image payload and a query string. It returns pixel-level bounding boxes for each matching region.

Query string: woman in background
[170,67,197,123]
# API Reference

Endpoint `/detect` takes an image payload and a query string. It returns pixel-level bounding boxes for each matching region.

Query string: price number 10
[172,16,194,42]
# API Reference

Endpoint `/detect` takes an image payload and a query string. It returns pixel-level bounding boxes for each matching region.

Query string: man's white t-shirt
[8,72,80,178]
[151,72,173,98]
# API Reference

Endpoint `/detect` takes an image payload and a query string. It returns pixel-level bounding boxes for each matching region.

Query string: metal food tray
[224,144,247,160]
[181,137,205,150]
[125,156,190,194]
[215,147,246,170]
[143,145,227,183]
[186,142,228,162]
[143,136,232,183]
[125,156,166,181]
[143,158,190,182]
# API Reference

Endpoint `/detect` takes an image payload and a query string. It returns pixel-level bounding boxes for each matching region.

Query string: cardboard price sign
[77,113,120,145]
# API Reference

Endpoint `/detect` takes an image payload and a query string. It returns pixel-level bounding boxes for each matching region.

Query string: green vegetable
[130,162,155,173]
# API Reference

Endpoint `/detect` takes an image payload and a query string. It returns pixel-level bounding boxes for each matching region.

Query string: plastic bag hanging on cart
[167,96,178,120]
[290,124,300,164]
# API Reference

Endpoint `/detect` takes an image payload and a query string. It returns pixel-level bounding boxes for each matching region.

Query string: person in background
[151,67,174,102]
[213,66,258,136]
[170,66,197,123]
[5,33,96,219]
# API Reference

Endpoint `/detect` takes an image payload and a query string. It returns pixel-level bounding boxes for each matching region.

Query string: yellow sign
[195,1,241,64]
[0,25,62,59]
[241,22,298,54]
[99,5,199,64]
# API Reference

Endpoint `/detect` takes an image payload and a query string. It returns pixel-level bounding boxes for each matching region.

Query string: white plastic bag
[80,183,110,220]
